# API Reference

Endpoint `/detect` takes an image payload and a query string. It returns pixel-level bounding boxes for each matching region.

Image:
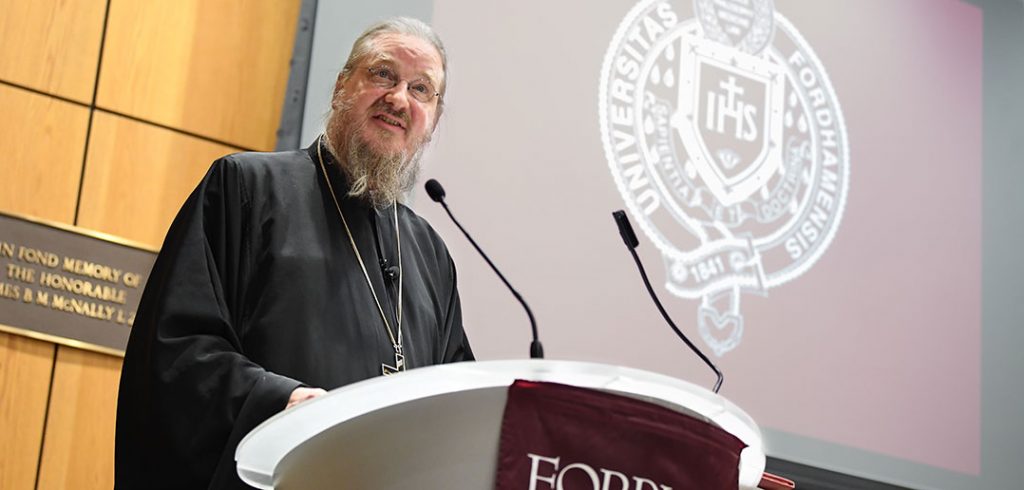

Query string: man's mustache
[372,100,410,127]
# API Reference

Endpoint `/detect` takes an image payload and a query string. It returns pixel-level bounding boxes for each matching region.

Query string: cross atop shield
[672,35,784,208]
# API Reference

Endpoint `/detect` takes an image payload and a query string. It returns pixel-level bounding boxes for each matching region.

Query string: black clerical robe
[115,142,473,490]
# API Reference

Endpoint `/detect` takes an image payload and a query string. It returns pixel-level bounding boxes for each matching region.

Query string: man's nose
[383,83,411,111]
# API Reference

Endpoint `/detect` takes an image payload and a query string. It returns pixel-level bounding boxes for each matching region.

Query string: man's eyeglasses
[366,65,439,104]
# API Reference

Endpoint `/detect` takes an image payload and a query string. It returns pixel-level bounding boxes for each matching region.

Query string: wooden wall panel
[2,0,301,485]
[96,0,301,150]
[76,112,240,248]
[0,85,89,224]
[36,346,121,490]
[0,0,106,103]
[0,331,55,490]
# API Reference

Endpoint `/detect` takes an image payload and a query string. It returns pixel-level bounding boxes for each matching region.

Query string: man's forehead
[364,34,443,83]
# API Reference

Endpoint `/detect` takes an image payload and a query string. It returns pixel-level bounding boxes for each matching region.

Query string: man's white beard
[325,98,427,209]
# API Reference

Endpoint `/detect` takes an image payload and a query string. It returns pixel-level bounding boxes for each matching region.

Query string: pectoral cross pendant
[381,349,405,376]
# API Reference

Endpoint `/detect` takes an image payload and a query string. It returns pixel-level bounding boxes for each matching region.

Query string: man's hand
[286,387,327,409]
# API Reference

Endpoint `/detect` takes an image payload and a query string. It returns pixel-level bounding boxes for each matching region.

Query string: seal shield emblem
[600,0,850,355]
[676,38,785,207]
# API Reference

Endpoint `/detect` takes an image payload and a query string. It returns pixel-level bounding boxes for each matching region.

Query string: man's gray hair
[340,17,448,114]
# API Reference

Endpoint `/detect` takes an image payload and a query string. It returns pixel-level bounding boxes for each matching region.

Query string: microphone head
[612,210,640,249]
[425,179,446,203]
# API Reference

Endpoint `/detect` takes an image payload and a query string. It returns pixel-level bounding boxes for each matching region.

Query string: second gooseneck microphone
[425,179,544,359]
[613,210,724,393]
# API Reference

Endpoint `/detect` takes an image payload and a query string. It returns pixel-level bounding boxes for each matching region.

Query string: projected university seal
[599,0,850,355]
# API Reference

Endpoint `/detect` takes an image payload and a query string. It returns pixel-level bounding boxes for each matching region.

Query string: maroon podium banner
[496,380,746,490]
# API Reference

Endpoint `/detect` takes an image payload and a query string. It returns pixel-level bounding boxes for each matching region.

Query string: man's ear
[331,72,347,109]
[432,105,444,128]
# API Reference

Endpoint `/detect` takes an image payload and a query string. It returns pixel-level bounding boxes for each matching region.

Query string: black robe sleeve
[115,157,303,490]
[441,255,474,363]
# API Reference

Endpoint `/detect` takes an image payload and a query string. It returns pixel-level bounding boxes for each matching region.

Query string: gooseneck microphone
[612,210,724,393]
[425,179,544,359]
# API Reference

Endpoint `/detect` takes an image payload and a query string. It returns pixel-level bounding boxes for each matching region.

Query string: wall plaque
[0,211,157,356]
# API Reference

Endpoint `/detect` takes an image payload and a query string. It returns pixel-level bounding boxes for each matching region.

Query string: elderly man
[115,18,473,489]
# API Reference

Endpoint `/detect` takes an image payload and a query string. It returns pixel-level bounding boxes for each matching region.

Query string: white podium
[236,360,766,489]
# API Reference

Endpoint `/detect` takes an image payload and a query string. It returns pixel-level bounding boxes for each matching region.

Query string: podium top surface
[236,359,765,489]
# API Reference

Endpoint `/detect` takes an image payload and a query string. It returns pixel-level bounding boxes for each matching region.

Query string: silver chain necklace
[316,135,405,375]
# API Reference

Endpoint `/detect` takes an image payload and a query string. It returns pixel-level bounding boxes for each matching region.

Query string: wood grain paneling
[0,85,89,224]
[0,331,55,490]
[76,111,240,248]
[96,0,301,150]
[0,0,106,103]
[36,346,122,490]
